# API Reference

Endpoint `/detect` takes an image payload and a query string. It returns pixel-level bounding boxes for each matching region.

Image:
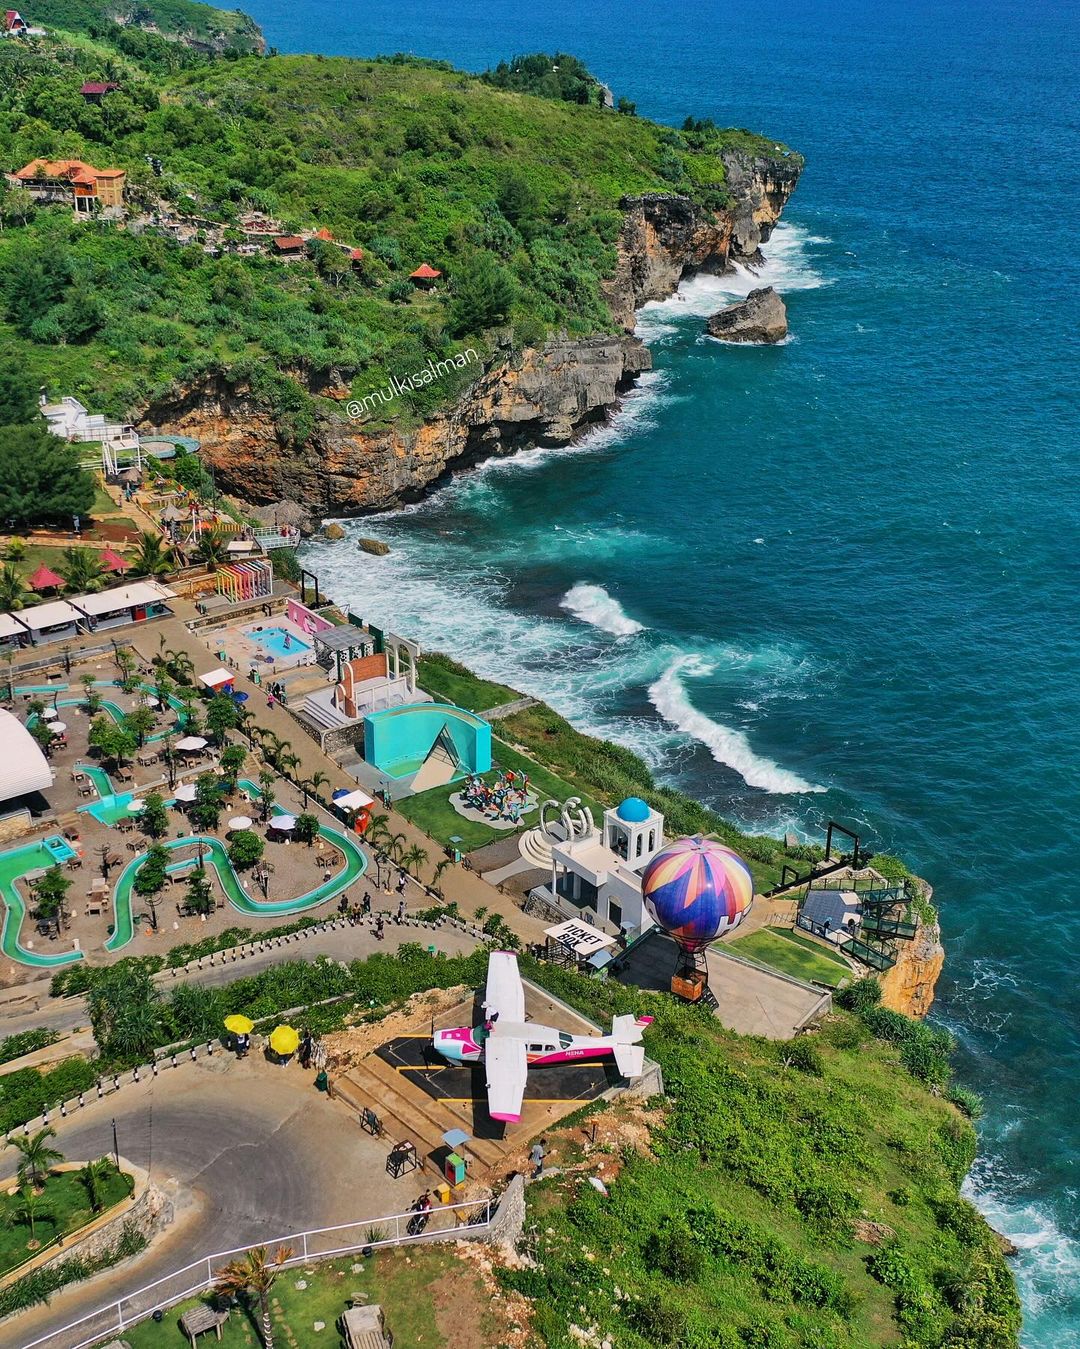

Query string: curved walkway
[106,824,367,952]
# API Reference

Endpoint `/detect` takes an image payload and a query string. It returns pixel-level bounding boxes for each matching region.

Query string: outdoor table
[386,1140,419,1178]
[179,1304,229,1346]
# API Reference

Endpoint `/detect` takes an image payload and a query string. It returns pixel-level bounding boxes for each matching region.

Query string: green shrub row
[0,1028,59,1066]
[0,1218,147,1317]
[0,1057,98,1133]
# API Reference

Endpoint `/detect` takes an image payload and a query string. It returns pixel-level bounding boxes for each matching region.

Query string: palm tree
[78,1158,114,1213]
[235,706,257,747]
[7,1126,63,1191]
[385,833,406,864]
[164,648,195,685]
[197,531,228,570]
[278,751,300,782]
[2,650,15,702]
[402,844,428,877]
[130,531,174,579]
[3,539,26,563]
[59,547,105,595]
[431,859,452,896]
[214,1244,293,1349]
[8,1186,56,1249]
[0,562,26,613]
[302,770,329,809]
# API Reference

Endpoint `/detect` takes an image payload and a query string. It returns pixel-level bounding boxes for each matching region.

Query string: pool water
[0,835,83,968]
[247,625,311,659]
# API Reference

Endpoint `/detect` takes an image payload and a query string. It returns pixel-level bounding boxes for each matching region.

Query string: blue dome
[616,796,651,824]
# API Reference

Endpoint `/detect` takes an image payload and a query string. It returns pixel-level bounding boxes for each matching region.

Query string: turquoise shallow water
[252,0,1080,1338]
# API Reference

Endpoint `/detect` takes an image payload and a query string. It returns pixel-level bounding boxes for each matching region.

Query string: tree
[0,425,95,529]
[301,770,328,809]
[496,171,540,232]
[0,562,26,612]
[29,719,54,754]
[6,1126,63,1191]
[205,693,239,747]
[59,546,104,595]
[88,715,136,766]
[33,866,71,934]
[185,866,215,915]
[293,813,319,846]
[114,646,140,693]
[86,958,161,1064]
[402,844,428,877]
[124,705,156,748]
[140,790,169,839]
[196,531,228,568]
[163,648,194,685]
[450,251,516,336]
[431,859,451,897]
[219,744,246,788]
[133,843,170,897]
[8,1186,56,1249]
[78,1158,115,1214]
[130,531,174,579]
[191,772,222,830]
[214,1244,293,1349]
[257,771,276,822]
[81,673,102,714]
[229,829,264,869]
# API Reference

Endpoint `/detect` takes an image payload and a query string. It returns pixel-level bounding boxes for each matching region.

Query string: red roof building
[9,158,125,211]
[314,227,334,241]
[80,81,120,101]
[100,549,130,574]
[272,235,305,254]
[27,563,63,592]
[4,11,27,34]
[409,263,442,288]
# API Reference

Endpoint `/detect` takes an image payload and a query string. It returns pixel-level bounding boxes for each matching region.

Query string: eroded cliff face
[140,154,800,513]
[879,895,946,1019]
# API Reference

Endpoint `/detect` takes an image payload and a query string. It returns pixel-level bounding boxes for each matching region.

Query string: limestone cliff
[879,891,946,1019]
[141,156,800,513]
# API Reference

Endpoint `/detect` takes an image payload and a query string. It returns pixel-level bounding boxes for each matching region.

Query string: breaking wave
[647,654,824,795]
[560,583,645,636]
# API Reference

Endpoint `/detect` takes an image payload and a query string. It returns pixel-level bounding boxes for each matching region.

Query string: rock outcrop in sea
[140,152,801,513]
[707,286,788,344]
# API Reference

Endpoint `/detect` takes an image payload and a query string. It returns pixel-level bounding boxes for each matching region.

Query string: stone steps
[333,1051,504,1175]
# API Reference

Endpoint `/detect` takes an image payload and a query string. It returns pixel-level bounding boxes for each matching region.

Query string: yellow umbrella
[268,1025,300,1057]
[224,1014,254,1036]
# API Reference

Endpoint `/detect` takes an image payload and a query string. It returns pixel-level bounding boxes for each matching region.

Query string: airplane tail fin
[610,1014,652,1078]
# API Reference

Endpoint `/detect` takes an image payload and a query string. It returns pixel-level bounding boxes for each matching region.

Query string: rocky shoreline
[142,153,802,516]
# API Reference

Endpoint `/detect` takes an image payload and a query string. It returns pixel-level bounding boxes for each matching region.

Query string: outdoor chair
[386,1140,419,1178]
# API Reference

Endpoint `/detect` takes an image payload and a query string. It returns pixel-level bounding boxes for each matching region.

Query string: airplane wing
[483,950,526,1023]
[485,1037,528,1122]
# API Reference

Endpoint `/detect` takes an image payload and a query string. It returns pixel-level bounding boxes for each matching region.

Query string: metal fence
[20,1195,497,1349]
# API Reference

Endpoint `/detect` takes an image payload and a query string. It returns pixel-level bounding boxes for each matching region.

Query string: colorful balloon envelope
[641,836,754,951]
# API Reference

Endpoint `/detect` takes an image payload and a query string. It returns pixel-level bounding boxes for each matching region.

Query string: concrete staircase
[331,1052,506,1177]
[300,694,351,731]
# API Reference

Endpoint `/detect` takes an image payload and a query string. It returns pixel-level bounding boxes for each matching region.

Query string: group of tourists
[459,769,531,823]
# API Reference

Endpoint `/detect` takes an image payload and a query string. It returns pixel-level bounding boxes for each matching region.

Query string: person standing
[530,1138,546,1178]
[397,897,406,922]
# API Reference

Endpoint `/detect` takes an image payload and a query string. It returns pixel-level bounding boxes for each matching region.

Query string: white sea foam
[560,583,645,637]
[647,653,823,795]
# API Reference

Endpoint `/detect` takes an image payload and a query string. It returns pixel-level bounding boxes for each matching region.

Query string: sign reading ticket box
[544,919,616,959]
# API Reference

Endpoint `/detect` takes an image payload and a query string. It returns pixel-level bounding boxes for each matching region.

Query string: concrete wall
[363,703,492,777]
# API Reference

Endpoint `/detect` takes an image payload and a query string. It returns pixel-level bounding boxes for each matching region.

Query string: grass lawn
[417,653,521,713]
[0,1166,133,1276]
[396,734,605,853]
[724,926,850,987]
[117,1245,501,1349]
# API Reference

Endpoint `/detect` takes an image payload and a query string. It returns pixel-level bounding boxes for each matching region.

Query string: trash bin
[314,1070,329,1093]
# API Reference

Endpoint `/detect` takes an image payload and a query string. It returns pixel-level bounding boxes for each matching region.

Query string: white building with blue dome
[543,796,665,939]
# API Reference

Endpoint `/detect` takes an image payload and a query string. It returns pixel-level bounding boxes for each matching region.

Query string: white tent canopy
[0,708,54,801]
[269,814,296,830]
[175,736,208,751]
[335,788,375,811]
[199,667,235,689]
[173,782,198,802]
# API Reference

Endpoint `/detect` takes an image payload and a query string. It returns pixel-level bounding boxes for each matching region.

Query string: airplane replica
[433,950,652,1123]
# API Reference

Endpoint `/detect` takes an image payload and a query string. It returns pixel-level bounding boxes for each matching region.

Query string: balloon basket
[670,948,718,1008]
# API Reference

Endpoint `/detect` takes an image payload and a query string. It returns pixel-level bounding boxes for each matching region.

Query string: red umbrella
[27,563,63,591]
[100,549,130,573]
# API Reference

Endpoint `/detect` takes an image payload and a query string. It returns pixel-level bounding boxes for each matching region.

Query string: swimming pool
[0,836,83,967]
[247,625,311,659]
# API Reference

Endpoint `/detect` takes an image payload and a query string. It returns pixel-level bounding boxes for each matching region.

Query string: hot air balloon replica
[640,835,754,1004]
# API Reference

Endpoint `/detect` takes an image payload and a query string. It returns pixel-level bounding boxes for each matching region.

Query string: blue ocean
[253,0,1080,1339]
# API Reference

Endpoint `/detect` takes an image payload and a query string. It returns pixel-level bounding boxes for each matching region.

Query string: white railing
[19,1194,496,1349]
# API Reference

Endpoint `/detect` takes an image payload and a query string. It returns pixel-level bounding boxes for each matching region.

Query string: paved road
[5,1054,441,1349]
[0,922,478,1045]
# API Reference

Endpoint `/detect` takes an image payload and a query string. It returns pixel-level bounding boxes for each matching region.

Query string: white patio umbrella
[173,782,198,802]
[228,815,253,831]
[48,721,67,734]
[142,695,160,708]
[175,736,208,752]
[269,814,296,831]
[127,799,146,813]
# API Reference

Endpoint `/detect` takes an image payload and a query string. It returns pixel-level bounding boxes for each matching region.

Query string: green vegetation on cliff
[0,5,798,442]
